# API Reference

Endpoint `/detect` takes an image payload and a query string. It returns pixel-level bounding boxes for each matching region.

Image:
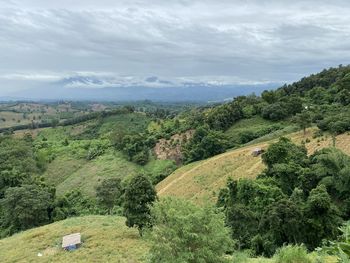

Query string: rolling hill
[0,214,336,263]
[157,128,350,205]
[0,216,148,263]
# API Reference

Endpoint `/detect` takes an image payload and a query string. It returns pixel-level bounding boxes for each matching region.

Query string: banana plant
[321,222,350,262]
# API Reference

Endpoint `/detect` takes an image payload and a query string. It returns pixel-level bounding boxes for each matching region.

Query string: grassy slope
[43,156,88,187]
[0,216,148,263]
[55,151,141,196]
[157,128,350,205]
[40,112,158,197]
[98,113,151,136]
[51,152,176,197]
[0,215,335,263]
[224,116,283,140]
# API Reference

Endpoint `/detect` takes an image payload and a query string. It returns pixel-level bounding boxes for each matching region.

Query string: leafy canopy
[148,197,232,263]
[123,174,157,235]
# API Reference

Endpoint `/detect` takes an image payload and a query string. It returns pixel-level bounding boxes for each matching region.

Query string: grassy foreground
[0,215,336,263]
[0,216,149,263]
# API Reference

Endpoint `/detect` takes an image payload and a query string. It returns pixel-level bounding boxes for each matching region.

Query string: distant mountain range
[1,76,280,102]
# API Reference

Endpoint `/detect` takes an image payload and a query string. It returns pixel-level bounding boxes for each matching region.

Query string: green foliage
[317,109,350,134]
[322,221,350,262]
[148,197,232,263]
[0,184,54,235]
[262,137,307,169]
[262,103,289,121]
[260,198,304,247]
[294,110,312,134]
[184,125,228,163]
[224,116,285,147]
[96,177,123,214]
[231,251,251,263]
[144,159,177,184]
[0,136,39,197]
[219,138,349,256]
[205,99,244,130]
[225,203,258,250]
[101,112,151,137]
[86,140,107,160]
[123,174,157,235]
[273,245,312,263]
[307,86,332,105]
[52,190,98,221]
[237,125,282,144]
[304,185,342,249]
[114,133,150,165]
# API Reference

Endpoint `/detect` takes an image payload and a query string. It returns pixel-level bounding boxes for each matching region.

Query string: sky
[0,0,350,95]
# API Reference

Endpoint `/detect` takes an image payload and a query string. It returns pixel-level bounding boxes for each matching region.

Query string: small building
[252,148,263,157]
[62,233,81,251]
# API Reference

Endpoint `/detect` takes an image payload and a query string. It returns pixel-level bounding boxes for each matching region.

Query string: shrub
[273,245,311,263]
[148,197,232,263]
[232,251,251,263]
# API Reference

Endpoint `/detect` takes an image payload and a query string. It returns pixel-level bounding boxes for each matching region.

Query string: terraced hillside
[157,128,350,205]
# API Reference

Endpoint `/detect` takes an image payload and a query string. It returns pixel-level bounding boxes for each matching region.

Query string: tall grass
[273,245,312,263]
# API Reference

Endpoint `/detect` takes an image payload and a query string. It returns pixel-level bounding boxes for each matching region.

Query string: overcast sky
[0,0,350,95]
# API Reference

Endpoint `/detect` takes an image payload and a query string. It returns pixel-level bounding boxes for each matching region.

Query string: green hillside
[31,111,174,197]
[0,216,149,263]
[0,215,335,263]
[2,67,350,262]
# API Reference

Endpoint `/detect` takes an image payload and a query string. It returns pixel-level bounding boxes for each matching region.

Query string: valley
[1,66,350,262]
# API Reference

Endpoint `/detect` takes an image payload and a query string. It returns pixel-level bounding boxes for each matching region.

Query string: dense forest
[1,65,350,262]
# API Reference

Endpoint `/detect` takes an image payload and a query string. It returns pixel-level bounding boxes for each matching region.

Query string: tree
[260,198,304,246]
[0,185,53,235]
[294,110,312,135]
[184,125,228,163]
[148,197,232,263]
[262,90,277,104]
[119,134,150,165]
[53,190,97,221]
[304,185,342,249]
[123,174,157,235]
[225,203,258,250]
[96,177,123,214]
[268,163,304,195]
[51,118,59,127]
[261,103,288,121]
[0,137,38,197]
[262,137,307,170]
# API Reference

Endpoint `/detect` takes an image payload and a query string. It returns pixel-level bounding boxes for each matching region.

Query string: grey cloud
[0,0,350,94]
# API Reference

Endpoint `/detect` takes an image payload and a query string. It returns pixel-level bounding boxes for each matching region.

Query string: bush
[273,245,311,263]
[148,197,233,263]
[232,251,251,263]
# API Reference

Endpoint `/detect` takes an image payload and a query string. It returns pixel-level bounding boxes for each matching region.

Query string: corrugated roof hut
[62,233,81,251]
[252,148,263,157]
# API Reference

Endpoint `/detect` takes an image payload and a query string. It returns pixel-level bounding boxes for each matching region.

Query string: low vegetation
[0,216,149,263]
